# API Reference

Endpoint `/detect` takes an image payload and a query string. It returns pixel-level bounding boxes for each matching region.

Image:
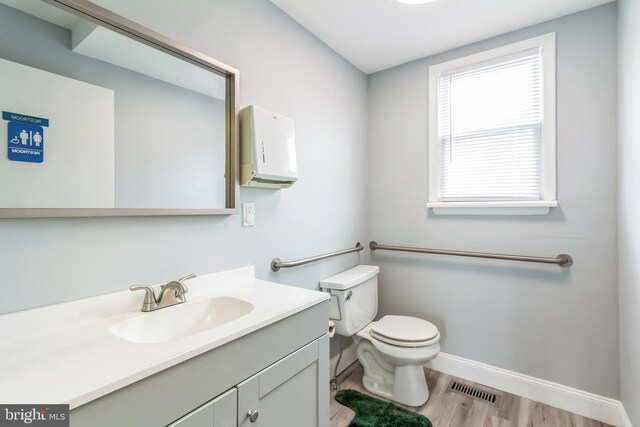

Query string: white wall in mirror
[0,58,114,208]
[0,0,228,211]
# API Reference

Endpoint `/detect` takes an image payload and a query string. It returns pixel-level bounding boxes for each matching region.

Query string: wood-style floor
[330,362,613,427]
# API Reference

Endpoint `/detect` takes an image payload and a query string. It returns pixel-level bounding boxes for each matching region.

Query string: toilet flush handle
[346,290,353,301]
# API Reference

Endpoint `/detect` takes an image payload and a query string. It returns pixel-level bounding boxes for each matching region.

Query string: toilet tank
[319,265,379,337]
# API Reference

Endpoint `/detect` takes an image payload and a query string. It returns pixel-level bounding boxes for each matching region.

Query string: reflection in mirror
[0,0,237,214]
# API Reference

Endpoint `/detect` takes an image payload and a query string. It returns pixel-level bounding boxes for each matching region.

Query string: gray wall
[618,0,640,422]
[0,0,368,329]
[367,4,618,398]
[0,0,626,402]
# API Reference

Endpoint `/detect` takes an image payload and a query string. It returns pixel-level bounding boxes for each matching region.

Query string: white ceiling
[269,0,615,74]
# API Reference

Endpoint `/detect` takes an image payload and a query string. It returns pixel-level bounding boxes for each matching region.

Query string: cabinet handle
[247,410,259,423]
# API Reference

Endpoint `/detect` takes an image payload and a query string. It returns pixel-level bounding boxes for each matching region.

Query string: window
[428,33,557,215]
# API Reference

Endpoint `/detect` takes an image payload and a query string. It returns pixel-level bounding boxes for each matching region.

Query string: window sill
[426,201,557,216]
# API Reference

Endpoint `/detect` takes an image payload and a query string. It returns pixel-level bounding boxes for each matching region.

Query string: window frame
[427,33,557,215]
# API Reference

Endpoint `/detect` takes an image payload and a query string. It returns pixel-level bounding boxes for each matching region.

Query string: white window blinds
[438,48,543,201]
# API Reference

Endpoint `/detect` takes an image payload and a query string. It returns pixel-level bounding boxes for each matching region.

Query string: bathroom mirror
[0,0,238,217]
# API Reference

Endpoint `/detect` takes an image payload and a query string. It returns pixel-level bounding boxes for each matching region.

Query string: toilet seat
[370,315,440,348]
[355,323,441,364]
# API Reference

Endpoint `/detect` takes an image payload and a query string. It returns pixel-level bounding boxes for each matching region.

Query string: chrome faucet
[130,274,196,312]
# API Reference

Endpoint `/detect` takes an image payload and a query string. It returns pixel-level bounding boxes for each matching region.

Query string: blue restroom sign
[3,111,49,163]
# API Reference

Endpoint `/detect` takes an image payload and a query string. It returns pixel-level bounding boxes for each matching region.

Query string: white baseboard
[329,342,357,382]
[428,352,631,427]
[619,403,634,427]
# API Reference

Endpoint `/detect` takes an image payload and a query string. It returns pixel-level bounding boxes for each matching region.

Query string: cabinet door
[168,388,237,427]
[236,335,329,427]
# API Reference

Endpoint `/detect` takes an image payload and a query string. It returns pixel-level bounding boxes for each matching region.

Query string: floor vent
[447,380,502,407]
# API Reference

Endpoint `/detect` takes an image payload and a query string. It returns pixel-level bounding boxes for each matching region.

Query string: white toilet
[320,265,440,407]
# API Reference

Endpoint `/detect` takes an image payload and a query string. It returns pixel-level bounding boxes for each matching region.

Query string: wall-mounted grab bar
[271,243,364,272]
[369,241,573,267]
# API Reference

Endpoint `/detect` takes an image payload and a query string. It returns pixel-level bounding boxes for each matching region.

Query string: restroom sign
[3,111,49,163]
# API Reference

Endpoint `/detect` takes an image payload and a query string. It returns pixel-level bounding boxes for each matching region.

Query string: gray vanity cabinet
[168,389,237,427]
[236,339,329,427]
[167,337,328,427]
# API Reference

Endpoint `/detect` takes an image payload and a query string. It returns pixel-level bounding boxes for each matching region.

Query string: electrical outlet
[242,203,255,227]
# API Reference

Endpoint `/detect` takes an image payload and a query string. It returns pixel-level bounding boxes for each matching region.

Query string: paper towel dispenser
[240,105,298,188]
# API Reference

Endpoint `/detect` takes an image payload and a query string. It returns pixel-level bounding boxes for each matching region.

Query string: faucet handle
[130,285,158,312]
[176,274,196,292]
[178,273,196,282]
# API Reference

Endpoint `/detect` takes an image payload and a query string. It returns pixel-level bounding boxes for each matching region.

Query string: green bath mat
[335,389,433,427]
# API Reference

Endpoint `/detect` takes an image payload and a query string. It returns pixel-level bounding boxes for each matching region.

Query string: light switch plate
[242,203,255,227]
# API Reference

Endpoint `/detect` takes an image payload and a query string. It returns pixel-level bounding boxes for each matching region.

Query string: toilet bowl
[319,265,441,407]
[354,316,440,406]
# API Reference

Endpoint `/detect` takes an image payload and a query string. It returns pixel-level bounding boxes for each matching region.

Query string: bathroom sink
[111,297,254,344]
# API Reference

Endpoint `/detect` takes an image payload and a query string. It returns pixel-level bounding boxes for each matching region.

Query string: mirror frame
[0,0,239,218]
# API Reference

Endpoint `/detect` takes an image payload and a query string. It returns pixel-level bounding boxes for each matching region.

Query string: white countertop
[0,266,328,409]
